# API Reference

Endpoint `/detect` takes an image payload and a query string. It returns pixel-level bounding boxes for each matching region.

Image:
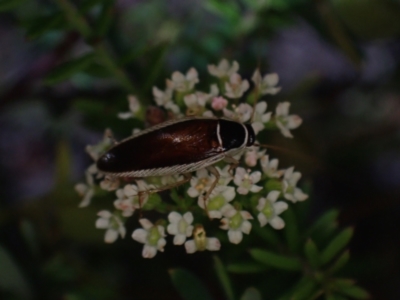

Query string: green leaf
[321,228,353,265]
[44,53,96,84]
[0,245,31,299]
[328,250,350,274]
[291,277,318,300]
[282,208,300,253]
[24,13,65,39]
[169,268,214,300]
[308,209,339,236]
[253,225,281,248]
[304,239,320,269]
[240,287,262,300]
[0,0,27,11]
[213,256,234,300]
[249,249,302,271]
[226,262,267,274]
[93,0,114,36]
[204,0,240,22]
[336,284,370,299]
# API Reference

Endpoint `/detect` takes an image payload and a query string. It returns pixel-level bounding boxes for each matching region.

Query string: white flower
[275,102,303,138]
[95,210,126,243]
[184,93,207,116]
[153,81,180,114]
[171,67,199,92]
[260,155,284,178]
[75,164,98,207]
[187,169,216,198]
[114,181,152,217]
[252,102,272,134]
[282,167,308,203]
[161,174,184,186]
[234,167,263,195]
[220,208,253,244]
[99,175,120,191]
[211,96,228,111]
[208,59,239,78]
[245,147,265,167]
[251,70,281,95]
[257,191,288,229]
[198,185,236,219]
[132,219,166,258]
[117,95,141,119]
[224,73,250,99]
[167,212,194,245]
[216,165,233,185]
[85,129,114,161]
[223,103,253,123]
[184,225,221,253]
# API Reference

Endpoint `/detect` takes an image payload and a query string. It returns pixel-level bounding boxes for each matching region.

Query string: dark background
[0,0,400,299]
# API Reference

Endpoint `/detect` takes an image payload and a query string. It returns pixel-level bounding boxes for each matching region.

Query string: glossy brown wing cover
[97,119,223,173]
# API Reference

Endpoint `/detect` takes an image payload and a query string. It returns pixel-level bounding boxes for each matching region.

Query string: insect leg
[224,155,240,176]
[202,165,221,217]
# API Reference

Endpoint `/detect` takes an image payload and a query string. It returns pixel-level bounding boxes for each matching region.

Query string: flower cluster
[75,59,307,258]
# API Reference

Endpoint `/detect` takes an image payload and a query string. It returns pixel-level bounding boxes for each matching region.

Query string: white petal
[139,218,153,230]
[173,234,186,245]
[185,225,194,236]
[183,212,194,224]
[237,187,249,195]
[276,121,293,138]
[96,218,109,229]
[220,218,230,230]
[167,224,178,235]
[287,115,302,129]
[250,171,262,183]
[206,238,221,251]
[270,216,285,230]
[276,102,290,116]
[250,185,263,193]
[168,212,182,224]
[105,229,118,243]
[241,221,252,234]
[118,225,126,238]
[117,112,132,119]
[274,201,289,215]
[255,101,267,113]
[241,211,254,220]
[132,228,148,243]
[222,186,236,201]
[252,122,264,134]
[208,211,222,219]
[185,240,197,253]
[187,187,199,198]
[79,189,94,207]
[264,73,279,86]
[256,198,266,211]
[267,190,280,203]
[142,245,157,258]
[257,213,268,227]
[124,184,138,196]
[97,210,112,219]
[294,188,309,201]
[228,230,243,244]
[157,238,167,250]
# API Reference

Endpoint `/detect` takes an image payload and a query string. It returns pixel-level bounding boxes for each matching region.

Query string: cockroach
[96,117,256,203]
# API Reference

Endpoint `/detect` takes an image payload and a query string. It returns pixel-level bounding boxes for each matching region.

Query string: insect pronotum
[96,117,256,207]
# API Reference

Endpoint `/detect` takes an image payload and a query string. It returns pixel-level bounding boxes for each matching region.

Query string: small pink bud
[211,97,228,111]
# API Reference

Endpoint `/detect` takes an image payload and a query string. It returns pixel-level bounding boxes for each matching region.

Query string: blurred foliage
[1,0,400,299]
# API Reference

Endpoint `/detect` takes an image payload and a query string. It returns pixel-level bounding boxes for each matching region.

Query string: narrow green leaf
[249,249,302,271]
[328,250,350,274]
[226,262,267,274]
[25,13,65,39]
[304,239,320,269]
[93,0,114,36]
[253,225,281,247]
[204,0,240,22]
[321,228,353,265]
[240,287,262,300]
[0,0,27,11]
[282,208,300,253]
[337,285,370,299]
[44,53,95,84]
[308,209,339,236]
[213,256,234,300]
[0,245,31,299]
[291,277,318,300]
[169,268,214,300]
